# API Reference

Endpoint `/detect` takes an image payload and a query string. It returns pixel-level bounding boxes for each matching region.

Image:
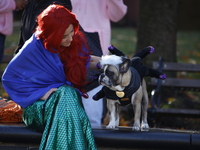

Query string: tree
[136,0,180,66]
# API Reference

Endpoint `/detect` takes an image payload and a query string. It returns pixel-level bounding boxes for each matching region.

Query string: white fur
[100,55,122,66]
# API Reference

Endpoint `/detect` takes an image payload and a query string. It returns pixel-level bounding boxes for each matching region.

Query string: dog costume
[92,45,166,102]
[95,66,141,106]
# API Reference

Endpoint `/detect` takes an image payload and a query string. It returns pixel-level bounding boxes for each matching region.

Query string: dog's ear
[119,58,131,73]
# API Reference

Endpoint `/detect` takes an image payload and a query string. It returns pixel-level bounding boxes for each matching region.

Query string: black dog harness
[102,67,141,106]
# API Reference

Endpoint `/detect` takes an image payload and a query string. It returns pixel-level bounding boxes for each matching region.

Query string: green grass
[177,31,200,64]
[4,22,21,55]
[111,27,137,57]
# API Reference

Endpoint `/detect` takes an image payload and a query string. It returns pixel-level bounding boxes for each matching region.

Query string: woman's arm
[40,88,58,100]
[106,0,127,22]
[0,0,16,13]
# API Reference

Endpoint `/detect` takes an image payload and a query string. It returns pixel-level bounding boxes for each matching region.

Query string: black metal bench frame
[148,57,200,127]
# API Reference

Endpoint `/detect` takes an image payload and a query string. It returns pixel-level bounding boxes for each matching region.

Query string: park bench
[0,123,200,150]
[0,55,200,150]
[148,57,200,128]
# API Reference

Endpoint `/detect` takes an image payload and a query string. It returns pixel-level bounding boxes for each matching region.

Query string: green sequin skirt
[23,85,97,150]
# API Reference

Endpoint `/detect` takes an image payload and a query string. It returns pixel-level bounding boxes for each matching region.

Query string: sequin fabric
[23,85,97,150]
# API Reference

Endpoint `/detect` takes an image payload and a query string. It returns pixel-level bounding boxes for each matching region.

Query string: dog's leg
[106,99,120,129]
[115,104,120,127]
[131,86,143,131]
[141,79,149,130]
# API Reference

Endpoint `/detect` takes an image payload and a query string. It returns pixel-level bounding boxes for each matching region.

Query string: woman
[2,4,98,150]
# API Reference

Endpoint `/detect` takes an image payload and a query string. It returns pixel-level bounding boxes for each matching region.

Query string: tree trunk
[136,0,180,66]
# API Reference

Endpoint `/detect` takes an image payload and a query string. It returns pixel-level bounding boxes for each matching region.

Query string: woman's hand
[40,88,58,100]
[89,55,101,71]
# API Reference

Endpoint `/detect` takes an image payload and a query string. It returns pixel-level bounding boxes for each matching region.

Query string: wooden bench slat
[153,62,200,72]
[151,78,200,89]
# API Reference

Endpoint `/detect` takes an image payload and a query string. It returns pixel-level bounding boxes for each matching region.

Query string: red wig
[35,4,90,97]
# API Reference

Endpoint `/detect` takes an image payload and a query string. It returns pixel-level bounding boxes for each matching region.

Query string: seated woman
[2,4,99,150]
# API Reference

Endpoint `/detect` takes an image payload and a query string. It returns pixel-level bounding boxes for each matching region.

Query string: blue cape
[2,34,84,108]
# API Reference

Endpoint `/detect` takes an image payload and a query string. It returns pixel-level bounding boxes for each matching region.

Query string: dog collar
[103,67,141,106]
[116,91,125,98]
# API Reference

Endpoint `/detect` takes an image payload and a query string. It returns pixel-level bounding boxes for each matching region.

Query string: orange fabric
[0,97,23,122]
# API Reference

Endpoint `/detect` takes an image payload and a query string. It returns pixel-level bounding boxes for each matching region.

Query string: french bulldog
[98,55,149,131]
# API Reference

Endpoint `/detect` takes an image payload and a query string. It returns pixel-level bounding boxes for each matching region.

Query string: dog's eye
[99,69,104,73]
[106,70,114,76]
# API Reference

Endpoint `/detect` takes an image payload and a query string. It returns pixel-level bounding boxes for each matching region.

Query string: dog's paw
[141,123,149,129]
[106,123,116,129]
[132,126,141,131]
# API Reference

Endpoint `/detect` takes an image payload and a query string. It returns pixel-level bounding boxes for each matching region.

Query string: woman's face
[60,24,74,47]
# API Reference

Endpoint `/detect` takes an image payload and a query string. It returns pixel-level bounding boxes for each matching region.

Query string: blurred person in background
[71,0,127,127]
[0,0,26,63]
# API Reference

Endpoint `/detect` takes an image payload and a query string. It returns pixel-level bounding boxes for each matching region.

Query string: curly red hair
[35,4,90,97]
